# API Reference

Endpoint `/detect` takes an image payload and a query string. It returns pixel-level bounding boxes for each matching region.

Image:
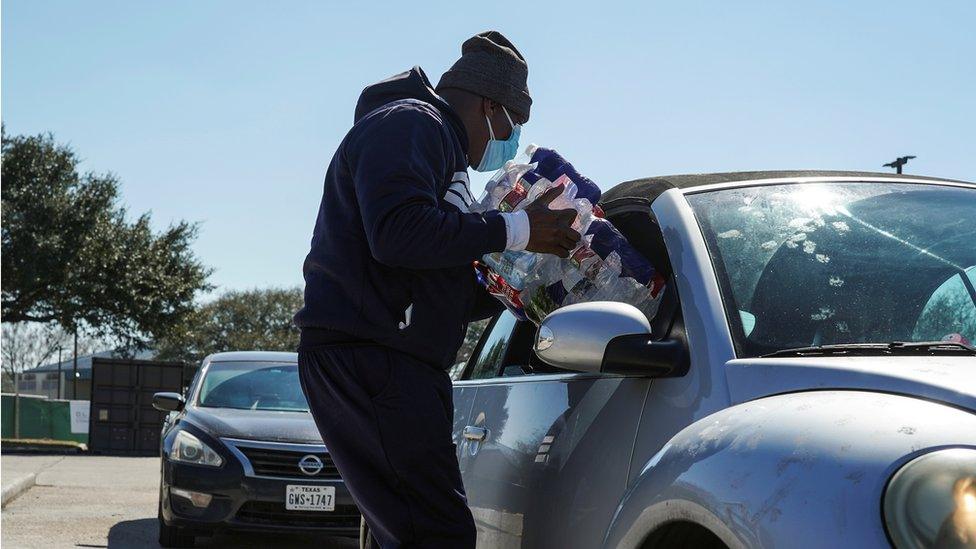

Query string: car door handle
[463,426,488,442]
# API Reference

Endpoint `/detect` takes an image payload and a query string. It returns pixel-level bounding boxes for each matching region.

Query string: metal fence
[1,393,89,444]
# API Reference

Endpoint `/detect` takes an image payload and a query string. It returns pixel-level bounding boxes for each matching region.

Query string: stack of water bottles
[471,145,666,325]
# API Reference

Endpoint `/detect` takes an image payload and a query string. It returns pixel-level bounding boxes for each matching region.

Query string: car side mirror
[534,302,652,374]
[601,332,689,377]
[153,392,185,412]
[534,301,689,378]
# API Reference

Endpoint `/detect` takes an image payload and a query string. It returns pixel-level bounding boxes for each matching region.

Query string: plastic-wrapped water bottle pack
[471,145,667,325]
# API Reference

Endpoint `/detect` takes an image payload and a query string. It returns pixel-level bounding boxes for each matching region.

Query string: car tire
[158,501,196,548]
[643,521,728,549]
[360,516,379,549]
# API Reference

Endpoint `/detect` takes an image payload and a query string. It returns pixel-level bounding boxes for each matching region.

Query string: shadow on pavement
[103,517,156,548]
[105,518,358,548]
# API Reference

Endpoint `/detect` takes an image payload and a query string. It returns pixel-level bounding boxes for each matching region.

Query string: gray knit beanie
[436,31,531,122]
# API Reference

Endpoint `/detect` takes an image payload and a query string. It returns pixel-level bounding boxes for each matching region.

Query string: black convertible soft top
[599,170,973,207]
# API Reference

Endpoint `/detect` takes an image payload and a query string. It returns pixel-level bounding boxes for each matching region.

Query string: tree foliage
[1,128,212,348]
[154,287,304,364]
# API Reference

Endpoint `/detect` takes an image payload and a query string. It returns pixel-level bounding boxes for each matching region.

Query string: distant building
[17,349,154,400]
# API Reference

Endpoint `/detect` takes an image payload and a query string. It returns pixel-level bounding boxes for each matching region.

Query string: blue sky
[4,1,974,294]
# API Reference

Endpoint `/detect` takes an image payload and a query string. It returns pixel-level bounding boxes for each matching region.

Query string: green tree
[1,128,212,349]
[155,287,304,364]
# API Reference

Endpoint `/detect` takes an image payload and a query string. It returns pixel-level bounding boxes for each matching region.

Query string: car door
[454,311,652,549]
[450,314,516,482]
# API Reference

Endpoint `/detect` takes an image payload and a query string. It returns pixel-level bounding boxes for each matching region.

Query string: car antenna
[883,155,915,174]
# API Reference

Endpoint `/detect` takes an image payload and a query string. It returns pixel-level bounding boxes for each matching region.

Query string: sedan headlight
[884,448,976,548]
[169,430,223,467]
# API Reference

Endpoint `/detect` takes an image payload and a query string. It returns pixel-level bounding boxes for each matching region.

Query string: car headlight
[169,430,223,467]
[884,448,976,548]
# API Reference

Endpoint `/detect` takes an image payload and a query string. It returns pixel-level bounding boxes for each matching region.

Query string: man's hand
[523,185,582,258]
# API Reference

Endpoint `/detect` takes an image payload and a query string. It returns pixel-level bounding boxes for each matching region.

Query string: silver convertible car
[438,171,976,549]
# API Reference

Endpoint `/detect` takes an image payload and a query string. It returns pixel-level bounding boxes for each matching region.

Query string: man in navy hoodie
[295,32,580,548]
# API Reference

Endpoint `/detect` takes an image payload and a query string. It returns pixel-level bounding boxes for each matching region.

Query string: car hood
[726,356,976,412]
[184,406,323,444]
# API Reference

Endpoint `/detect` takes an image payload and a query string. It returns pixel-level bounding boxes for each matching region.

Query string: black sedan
[153,351,360,547]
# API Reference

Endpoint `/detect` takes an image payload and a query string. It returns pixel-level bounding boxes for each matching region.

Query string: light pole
[72,328,78,399]
[14,370,20,439]
[57,346,63,399]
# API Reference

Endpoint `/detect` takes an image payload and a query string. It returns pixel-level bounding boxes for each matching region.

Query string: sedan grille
[235,501,360,529]
[236,446,341,480]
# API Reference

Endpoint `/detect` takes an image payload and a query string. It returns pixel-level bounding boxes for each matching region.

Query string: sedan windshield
[197,362,308,412]
[686,181,976,357]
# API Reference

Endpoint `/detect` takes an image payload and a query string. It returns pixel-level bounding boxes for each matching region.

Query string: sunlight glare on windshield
[790,184,843,216]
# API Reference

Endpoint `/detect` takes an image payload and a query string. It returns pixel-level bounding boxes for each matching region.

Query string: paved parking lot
[1,454,357,549]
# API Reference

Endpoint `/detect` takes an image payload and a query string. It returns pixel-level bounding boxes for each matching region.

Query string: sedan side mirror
[153,392,185,412]
[534,301,689,378]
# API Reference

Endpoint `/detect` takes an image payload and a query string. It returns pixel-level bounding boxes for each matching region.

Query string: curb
[1,439,88,454]
[1,445,87,455]
[1,473,37,508]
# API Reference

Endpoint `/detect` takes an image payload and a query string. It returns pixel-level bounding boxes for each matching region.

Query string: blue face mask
[475,106,521,172]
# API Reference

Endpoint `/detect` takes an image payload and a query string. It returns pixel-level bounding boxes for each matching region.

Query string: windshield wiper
[761,341,976,358]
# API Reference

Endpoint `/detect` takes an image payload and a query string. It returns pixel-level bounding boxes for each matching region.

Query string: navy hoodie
[294,67,506,369]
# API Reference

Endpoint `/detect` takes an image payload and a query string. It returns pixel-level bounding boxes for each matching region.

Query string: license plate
[285,485,335,511]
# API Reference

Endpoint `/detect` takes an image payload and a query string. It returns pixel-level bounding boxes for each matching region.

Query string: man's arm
[352,106,507,270]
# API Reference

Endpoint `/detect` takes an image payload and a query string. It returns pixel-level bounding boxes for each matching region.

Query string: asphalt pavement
[1,454,357,548]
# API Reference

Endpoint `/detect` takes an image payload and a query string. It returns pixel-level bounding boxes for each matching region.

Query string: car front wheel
[360,516,380,549]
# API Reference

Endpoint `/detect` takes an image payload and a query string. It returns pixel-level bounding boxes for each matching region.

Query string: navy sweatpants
[297,344,476,549]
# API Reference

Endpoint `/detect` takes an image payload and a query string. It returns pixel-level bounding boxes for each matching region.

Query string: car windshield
[197,361,308,412]
[686,181,976,357]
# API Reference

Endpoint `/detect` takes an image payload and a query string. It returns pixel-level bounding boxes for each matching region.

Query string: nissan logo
[298,454,324,476]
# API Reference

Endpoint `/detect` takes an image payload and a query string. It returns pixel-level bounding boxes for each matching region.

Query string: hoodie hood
[354,66,468,153]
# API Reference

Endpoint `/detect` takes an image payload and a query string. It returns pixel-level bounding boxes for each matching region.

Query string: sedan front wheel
[360,516,380,549]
